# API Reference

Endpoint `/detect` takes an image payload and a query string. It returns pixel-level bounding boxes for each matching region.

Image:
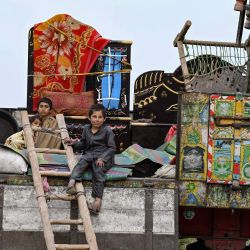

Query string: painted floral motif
[32,14,109,110]
[213,156,231,178]
[211,140,233,181]
[182,146,205,173]
[38,21,73,57]
[66,16,81,30]
[244,101,250,117]
[179,181,206,206]
[215,100,235,116]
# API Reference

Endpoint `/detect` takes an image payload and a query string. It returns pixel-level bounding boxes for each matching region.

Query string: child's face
[31,118,42,128]
[89,110,105,129]
[38,102,50,117]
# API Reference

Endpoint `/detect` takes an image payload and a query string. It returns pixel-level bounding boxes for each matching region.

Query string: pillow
[0,146,28,174]
[41,91,95,116]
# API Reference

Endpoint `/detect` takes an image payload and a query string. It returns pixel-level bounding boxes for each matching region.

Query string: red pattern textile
[33,14,110,110]
[164,125,177,143]
[42,90,95,116]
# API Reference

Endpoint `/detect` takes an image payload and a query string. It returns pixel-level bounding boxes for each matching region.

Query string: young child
[65,104,116,214]
[5,115,42,150]
[35,97,61,149]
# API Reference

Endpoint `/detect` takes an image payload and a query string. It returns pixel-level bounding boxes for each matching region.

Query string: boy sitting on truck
[64,104,116,215]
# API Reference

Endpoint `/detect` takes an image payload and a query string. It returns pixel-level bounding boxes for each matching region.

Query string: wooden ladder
[20,111,98,250]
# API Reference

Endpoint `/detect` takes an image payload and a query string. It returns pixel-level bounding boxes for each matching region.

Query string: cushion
[41,91,95,116]
[0,146,28,174]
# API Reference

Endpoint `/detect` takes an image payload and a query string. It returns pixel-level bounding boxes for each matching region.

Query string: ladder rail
[56,114,98,250]
[21,111,56,250]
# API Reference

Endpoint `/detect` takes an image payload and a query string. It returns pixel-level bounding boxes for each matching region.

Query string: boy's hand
[96,158,105,168]
[63,137,78,146]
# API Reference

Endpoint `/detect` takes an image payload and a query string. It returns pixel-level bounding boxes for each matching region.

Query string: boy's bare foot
[66,179,76,195]
[94,198,102,211]
[88,198,102,215]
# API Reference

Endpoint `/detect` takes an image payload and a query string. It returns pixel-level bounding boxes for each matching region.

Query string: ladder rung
[50,219,83,225]
[47,194,77,201]
[40,171,70,177]
[35,148,67,154]
[55,244,89,250]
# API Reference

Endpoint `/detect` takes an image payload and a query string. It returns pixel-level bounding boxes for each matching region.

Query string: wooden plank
[173,20,192,46]
[176,40,191,91]
[35,148,66,154]
[56,114,98,250]
[55,244,89,250]
[47,193,76,201]
[40,171,70,177]
[32,127,61,134]
[50,219,82,225]
[21,111,56,250]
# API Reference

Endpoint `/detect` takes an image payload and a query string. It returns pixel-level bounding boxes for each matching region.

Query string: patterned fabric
[41,90,95,116]
[33,14,110,110]
[164,125,177,143]
[37,152,68,165]
[35,153,131,181]
[29,165,132,181]
[4,131,26,150]
[156,136,176,155]
[35,116,61,149]
[114,143,173,166]
[36,153,132,181]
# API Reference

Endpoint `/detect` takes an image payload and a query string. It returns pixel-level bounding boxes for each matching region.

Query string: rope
[36,194,48,199]
[46,21,132,68]
[28,68,131,78]
[46,190,86,201]
[75,191,85,198]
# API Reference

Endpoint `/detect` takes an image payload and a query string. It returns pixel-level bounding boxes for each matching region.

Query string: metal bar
[144,189,153,250]
[173,20,192,47]
[176,93,182,182]
[70,199,79,244]
[236,0,248,44]
[65,116,131,121]
[183,39,245,48]
[131,122,173,126]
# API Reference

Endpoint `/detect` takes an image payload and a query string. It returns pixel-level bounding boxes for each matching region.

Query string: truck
[0,14,178,250]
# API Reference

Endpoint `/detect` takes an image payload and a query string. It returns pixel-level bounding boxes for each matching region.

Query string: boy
[35,97,61,149]
[65,104,116,214]
[5,115,42,150]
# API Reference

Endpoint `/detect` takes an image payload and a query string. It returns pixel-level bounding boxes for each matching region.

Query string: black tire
[0,109,19,144]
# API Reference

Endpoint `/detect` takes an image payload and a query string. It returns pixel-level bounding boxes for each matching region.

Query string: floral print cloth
[33,14,109,110]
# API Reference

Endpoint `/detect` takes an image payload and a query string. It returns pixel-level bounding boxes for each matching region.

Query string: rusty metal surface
[145,189,153,250]
[2,174,177,189]
[0,184,178,249]
[186,67,247,93]
[0,231,178,250]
